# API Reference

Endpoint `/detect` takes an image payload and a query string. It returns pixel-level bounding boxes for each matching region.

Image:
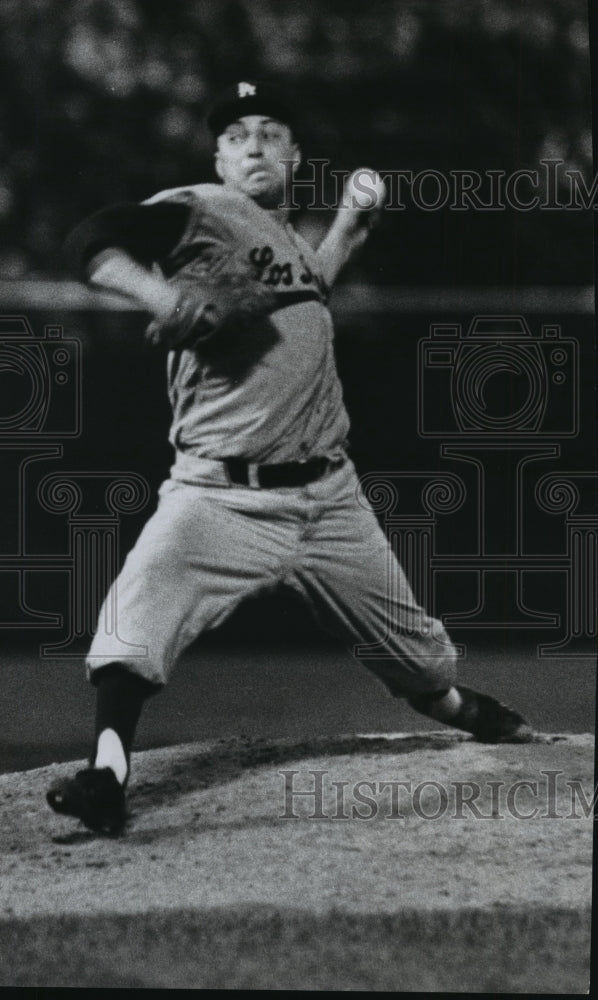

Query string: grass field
[0,906,591,991]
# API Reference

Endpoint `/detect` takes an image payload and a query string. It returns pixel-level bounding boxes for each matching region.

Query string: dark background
[0,0,593,287]
[0,1,595,768]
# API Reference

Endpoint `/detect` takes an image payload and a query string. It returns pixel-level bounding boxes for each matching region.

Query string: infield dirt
[0,731,593,990]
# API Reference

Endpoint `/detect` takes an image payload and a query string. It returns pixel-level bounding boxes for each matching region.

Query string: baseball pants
[86,453,458,695]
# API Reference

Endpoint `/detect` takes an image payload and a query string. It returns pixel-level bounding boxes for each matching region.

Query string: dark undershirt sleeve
[65,202,192,278]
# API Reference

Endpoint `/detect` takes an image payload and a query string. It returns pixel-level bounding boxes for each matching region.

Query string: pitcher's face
[215,115,300,207]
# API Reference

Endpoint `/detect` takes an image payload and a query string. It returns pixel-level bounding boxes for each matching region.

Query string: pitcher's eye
[224,127,246,143]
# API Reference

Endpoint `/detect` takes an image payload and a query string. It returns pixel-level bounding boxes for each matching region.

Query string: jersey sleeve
[64,196,193,278]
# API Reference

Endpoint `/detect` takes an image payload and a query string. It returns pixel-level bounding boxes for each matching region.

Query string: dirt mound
[0,731,593,989]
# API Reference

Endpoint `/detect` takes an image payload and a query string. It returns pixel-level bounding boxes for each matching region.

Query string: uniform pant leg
[293,461,458,697]
[87,478,300,686]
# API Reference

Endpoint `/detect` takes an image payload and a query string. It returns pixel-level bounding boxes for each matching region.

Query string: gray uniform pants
[86,453,457,695]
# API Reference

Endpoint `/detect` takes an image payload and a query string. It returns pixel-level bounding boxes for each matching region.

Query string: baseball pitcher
[47,82,533,835]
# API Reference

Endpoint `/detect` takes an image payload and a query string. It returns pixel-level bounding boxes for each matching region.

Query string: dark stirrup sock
[91,663,158,774]
[408,688,452,713]
[408,685,533,742]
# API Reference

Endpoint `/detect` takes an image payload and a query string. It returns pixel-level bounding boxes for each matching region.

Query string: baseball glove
[145,268,279,350]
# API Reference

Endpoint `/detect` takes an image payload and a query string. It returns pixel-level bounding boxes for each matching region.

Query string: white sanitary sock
[94,728,128,785]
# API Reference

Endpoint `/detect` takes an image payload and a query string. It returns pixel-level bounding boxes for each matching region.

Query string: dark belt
[223,455,343,488]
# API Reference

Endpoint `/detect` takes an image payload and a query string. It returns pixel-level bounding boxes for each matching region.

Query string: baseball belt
[223,455,345,489]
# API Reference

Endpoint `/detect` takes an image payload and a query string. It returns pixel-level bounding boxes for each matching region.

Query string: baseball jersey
[69,183,352,463]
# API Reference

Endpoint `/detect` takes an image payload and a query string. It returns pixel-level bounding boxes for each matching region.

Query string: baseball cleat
[46,767,126,835]
[453,685,535,743]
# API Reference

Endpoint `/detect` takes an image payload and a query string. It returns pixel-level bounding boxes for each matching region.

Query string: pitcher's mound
[0,731,593,990]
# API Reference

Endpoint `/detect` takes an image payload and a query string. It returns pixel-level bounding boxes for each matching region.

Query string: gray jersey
[144,183,351,463]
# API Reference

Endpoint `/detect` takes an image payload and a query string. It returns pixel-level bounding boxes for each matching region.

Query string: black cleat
[46,767,126,835]
[453,686,534,743]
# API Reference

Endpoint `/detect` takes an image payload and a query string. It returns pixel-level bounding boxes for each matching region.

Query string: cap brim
[207,95,295,137]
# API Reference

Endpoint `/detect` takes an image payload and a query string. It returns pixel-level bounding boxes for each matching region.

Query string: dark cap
[206,80,296,137]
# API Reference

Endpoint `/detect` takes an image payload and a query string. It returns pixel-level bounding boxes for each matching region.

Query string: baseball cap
[206,80,296,138]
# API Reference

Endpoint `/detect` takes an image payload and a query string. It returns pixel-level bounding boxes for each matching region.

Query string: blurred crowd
[0,0,592,284]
